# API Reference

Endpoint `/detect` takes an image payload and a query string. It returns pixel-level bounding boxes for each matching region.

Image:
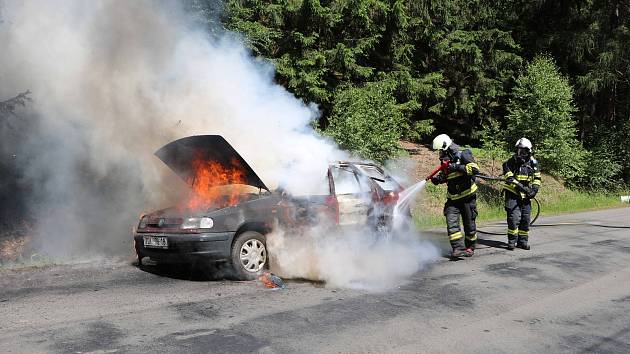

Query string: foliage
[218,0,630,188]
[325,81,405,161]
[478,118,509,162]
[510,0,630,186]
[505,56,586,180]
[222,0,522,143]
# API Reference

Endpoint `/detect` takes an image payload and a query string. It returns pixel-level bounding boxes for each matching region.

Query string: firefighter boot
[507,229,518,250]
[507,236,516,251]
[464,238,476,257]
[517,238,530,250]
[450,238,471,258]
[451,247,473,258]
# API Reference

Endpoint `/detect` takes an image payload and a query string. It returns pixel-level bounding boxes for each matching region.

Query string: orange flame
[184,156,249,211]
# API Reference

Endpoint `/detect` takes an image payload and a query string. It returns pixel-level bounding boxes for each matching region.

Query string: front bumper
[134,231,235,263]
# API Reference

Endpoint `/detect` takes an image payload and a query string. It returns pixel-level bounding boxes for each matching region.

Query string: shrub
[325,81,405,161]
[505,56,586,180]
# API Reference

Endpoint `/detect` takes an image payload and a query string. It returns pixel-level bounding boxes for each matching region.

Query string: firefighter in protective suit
[502,138,541,250]
[430,134,480,258]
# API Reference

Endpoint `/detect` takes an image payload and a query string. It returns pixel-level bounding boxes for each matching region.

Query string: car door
[329,165,371,226]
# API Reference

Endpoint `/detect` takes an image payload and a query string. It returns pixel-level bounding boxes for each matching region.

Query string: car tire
[230,231,268,280]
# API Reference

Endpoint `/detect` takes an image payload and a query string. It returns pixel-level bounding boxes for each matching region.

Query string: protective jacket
[431,147,480,200]
[502,155,542,248]
[431,145,480,252]
[501,156,541,199]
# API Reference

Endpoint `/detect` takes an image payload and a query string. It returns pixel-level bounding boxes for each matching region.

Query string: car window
[357,164,399,191]
[331,167,362,194]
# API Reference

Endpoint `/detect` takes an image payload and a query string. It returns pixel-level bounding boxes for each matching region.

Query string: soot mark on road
[612,295,630,303]
[0,270,164,300]
[218,280,474,348]
[590,239,630,254]
[50,321,123,353]
[518,252,600,274]
[128,329,268,353]
[559,294,630,354]
[484,262,552,282]
[591,239,618,246]
[563,329,630,354]
[171,300,219,321]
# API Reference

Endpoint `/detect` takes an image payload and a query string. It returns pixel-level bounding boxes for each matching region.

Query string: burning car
[134,135,406,279]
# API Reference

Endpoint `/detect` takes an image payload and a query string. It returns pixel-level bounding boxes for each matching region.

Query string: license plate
[143,235,168,248]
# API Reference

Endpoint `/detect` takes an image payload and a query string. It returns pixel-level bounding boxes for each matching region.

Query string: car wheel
[230,231,268,280]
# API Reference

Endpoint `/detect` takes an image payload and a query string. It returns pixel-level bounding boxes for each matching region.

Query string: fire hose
[471,173,541,235]
[425,162,629,235]
[472,174,630,232]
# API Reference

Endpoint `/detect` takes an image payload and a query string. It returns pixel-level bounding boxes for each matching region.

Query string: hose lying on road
[472,174,630,235]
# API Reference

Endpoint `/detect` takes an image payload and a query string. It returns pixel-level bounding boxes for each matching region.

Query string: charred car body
[134,135,407,279]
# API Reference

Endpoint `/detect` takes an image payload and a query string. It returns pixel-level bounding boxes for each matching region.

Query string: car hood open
[155,135,268,191]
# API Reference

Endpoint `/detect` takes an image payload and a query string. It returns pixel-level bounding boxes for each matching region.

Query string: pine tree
[506,56,586,180]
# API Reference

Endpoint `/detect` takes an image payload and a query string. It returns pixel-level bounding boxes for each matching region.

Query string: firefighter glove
[431,174,445,185]
[521,186,535,198]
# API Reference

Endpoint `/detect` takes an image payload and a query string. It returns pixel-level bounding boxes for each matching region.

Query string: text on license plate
[143,236,168,248]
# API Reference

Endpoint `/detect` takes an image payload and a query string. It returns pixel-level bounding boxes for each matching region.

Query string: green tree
[505,56,585,180]
[222,0,522,142]
[218,0,629,187]
[509,0,630,185]
[325,82,405,161]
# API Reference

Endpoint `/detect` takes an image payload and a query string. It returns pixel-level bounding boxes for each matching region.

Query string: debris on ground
[258,271,285,289]
[0,235,32,263]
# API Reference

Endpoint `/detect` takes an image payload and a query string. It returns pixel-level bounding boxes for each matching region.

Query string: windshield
[356,164,400,191]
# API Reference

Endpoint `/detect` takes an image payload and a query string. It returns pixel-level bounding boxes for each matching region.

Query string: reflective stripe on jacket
[502,156,541,198]
[445,150,479,200]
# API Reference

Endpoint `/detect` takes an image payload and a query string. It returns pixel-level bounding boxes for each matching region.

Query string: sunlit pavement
[1,207,629,353]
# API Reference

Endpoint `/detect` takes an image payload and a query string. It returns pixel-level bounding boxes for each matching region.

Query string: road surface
[1,207,630,353]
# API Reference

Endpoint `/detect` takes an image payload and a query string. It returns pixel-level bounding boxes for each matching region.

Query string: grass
[413,152,628,230]
[415,187,624,230]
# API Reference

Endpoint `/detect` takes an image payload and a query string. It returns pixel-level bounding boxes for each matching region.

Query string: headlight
[199,217,214,229]
[181,217,214,229]
[138,216,149,229]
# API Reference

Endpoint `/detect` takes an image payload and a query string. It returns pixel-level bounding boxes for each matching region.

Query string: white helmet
[515,137,533,151]
[432,134,453,151]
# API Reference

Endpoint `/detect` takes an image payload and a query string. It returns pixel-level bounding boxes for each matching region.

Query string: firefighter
[430,134,480,258]
[502,137,541,250]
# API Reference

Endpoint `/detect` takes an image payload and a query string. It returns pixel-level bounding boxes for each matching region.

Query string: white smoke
[0,0,438,286]
[268,180,438,291]
[0,0,345,257]
[268,228,439,291]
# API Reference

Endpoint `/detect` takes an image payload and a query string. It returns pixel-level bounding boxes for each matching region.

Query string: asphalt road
[1,207,630,353]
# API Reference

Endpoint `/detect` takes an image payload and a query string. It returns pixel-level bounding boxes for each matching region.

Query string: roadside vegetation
[414,149,628,229]
[216,0,630,193]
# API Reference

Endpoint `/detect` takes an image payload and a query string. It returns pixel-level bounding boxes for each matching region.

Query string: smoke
[0,0,438,286]
[0,0,345,257]
[268,229,439,291]
[267,180,438,291]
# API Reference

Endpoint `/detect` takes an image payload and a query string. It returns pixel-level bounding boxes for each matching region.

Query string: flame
[184,156,250,210]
